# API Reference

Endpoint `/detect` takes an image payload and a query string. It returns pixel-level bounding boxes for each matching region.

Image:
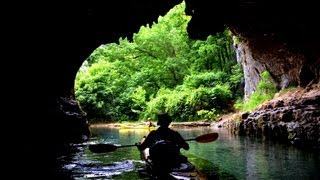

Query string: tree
[75,1,242,122]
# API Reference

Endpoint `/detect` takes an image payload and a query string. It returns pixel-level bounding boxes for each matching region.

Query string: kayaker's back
[149,139,182,166]
[139,137,207,180]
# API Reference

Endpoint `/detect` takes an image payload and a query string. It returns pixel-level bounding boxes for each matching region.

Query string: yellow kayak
[119,124,157,130]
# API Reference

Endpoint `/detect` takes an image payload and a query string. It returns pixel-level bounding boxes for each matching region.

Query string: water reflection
[64,159,136,179]
[62,126,319,179]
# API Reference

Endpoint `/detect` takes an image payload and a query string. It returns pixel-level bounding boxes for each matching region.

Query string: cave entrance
[74,1,241,125]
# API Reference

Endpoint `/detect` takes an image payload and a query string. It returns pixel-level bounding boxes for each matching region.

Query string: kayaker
[136,113,189,168]
[146,117,156,127]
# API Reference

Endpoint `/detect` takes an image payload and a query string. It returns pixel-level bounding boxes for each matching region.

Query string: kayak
[139,138,207,180]
[119,128,154,135]
[119,124,157,130]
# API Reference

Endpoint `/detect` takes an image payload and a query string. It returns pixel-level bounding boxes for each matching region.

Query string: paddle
[184,132,219,143]
[88,132,219,153]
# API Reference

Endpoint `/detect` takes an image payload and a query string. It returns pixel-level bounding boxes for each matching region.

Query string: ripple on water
[63,160,141,179]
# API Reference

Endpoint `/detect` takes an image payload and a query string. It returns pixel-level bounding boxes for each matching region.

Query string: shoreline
[89,120,215,128]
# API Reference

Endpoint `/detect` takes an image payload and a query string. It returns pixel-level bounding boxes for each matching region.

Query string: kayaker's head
[157,113,172,127]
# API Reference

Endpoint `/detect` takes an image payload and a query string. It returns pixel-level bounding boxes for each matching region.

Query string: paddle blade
[195,132,219,143]
[88,144,118,153]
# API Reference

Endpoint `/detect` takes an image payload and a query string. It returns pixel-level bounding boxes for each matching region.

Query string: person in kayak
[136,113,189,169]
[146,117,156,127]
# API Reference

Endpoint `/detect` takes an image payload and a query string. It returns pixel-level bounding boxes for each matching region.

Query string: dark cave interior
[9,0,319,178]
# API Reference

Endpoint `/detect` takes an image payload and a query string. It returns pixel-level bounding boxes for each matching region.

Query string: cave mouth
[73,1,241,125]
[14,1,320,179]
[74,2,193,123]
[74,0,320,128]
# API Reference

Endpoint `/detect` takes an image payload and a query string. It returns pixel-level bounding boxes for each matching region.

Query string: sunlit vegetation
[75,2,243,122]
[234,71,278,112]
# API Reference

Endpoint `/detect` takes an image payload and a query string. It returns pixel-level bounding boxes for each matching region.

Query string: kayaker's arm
[174,131,190,150]
[180,140,189,150]
[136,131,156,150]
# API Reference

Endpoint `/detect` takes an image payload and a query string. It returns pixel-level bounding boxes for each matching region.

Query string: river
[61,126,319,179]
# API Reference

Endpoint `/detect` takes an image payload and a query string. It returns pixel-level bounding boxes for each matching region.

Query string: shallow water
[62,126,320,179]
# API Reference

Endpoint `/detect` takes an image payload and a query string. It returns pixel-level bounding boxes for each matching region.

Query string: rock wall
[235,39,306,99]
[185,0,320,93]
[235,41,265,99]
[226,85,320,149]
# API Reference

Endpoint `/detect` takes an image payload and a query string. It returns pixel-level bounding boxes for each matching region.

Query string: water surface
[62,126,319,179]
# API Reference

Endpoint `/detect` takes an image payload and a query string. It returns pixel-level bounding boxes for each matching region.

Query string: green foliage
[233,36,240,45]
[183,71,229,88]
[233,98,244,110]
[236,71,277,112]
[144,83,232,122]
[132,2,191,89]
[129,86,147,115]
[243,92,273,111]
[197,109,217,121]
[229,64,243,87]
[257,71,277,94]
[189,32,235,73]
[75,1,243,122]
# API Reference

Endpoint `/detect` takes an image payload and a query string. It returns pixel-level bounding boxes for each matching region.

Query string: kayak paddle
[184,132,219,143]
[88,132,219,153]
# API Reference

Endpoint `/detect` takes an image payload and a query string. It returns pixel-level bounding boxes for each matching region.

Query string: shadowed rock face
[185,0,319,47]
[15,1,183,177]
[233,85,320,149]
[185,0,320,93]
[11,1,319,177]
[185,1,319,150]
